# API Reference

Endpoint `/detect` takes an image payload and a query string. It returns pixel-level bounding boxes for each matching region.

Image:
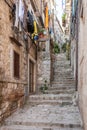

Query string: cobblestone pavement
[0,53,83,130]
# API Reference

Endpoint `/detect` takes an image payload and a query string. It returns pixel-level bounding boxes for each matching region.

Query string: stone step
[28,94,73,106]
[54,72,73,74]
[54,70,72,72]
[29,94,73,101]
[52,81,75,84]
[54,63,70,66]
[54,67,71,69]
[1,105,82,130]
[52,83,75,86]
[0,125,83,130]
[54,63,70,65]
[28,93,72,105]
[54,66,71,68]
[49,86,75,90]
[54,73,73,75]
[53,75,74,78]
[54,61,70,64]
[52,82,75,85]
[54,60,70,62]
[52,79,75,82]
[54,71,72,74]
[28,100,72,106]
[51,85,75,88]
[45,89,75,94]
[51,80,75,83]
[54,65,70,67]
[53,77,74,80]
[54,76,73,79]
[51,83,75,87]
[53,79,75,82]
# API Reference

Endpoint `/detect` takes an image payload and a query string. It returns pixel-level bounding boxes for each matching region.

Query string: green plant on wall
[62,13,66,21]
[62,43,67,52]
[54,43,60,54]
[40,80,48,94]
[62,13,66,26]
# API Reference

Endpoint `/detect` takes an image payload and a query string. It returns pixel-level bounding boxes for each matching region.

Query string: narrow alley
[1,0,87,130]
[1,53,83,130]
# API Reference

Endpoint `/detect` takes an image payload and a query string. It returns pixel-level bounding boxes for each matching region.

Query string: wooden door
[29,60,34,93]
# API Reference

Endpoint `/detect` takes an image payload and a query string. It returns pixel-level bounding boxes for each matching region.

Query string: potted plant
[62,13,66,27]
[38,28,47,38]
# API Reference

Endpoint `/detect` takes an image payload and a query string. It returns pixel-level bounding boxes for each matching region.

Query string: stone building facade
[65,0,71,39]
[78,0,87,129]
[0,0,55,123]
[0,0,28,123]
[54,16,65,50]
[37,0,55,90]
[70,0,87,129]
[0,0,40,123]
[70,0,78,87]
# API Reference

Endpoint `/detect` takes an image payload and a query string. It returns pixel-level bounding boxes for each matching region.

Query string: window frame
[13,50,20,79]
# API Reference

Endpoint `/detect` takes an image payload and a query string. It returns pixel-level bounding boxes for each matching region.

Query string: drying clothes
[31,20,38,42]
[19,0,24,31]
[33,20,37,33]
[14,0,19,27]
[27,11,34,33]
[27,11,34,25]
[19,0,24,23]
[23,1,27,30]
[45,5,49,28]
[32,33,38,41]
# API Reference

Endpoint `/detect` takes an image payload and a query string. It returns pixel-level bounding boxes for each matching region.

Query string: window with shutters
[14,51,20,78]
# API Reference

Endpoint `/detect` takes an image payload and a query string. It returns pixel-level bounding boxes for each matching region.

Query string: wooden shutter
[14,51,20,78]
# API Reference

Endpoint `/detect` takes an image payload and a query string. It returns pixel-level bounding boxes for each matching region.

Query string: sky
[55,0,65,26]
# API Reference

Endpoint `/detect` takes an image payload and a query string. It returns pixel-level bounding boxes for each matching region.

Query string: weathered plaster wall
[78,1,87,129]
[0,0,28,123]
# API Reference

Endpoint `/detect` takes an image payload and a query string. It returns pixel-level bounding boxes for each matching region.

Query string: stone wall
[0,0,28,124]
[37,41,51,92]
[70,39,76,78]
[78,0,87,129]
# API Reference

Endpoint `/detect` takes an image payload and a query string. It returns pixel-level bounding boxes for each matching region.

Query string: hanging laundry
[33,20,37,33]
[45,5,49,28]
[14,0,19,28]
[19,0,24,31]
[32,20,38,43]
[19,0,24,23]
[23,1,27,31]
[27,11,34,33]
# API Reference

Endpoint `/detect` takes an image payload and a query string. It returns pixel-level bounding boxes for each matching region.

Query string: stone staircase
[0,53,83,130]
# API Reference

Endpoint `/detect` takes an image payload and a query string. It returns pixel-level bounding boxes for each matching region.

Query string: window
[14,51,20,78]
